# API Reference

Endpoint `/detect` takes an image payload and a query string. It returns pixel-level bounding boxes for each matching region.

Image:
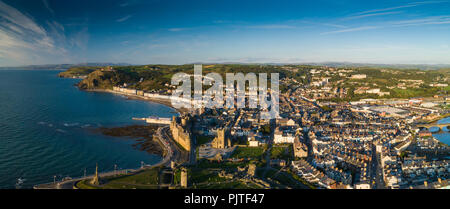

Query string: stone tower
[90,163,99,185]
[181,167,188,188]
[170,115,192,152]
[212,128,228,149]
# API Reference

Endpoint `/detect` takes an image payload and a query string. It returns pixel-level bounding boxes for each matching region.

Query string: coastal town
[41,64,450,190]
[3,3,450,208]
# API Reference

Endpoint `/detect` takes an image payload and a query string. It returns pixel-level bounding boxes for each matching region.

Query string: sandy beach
[85,88,188,115]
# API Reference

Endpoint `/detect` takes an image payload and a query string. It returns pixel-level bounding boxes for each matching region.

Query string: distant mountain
[302,62,450,70]
[192,61,450,70]
[0,63,132,70]
[3,61,450,71]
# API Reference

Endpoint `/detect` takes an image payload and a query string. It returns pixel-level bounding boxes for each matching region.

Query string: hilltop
[0,63,131,70]
[60,64,450,101]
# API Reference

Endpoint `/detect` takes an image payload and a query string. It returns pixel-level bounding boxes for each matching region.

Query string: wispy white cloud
[119,0,145,7]
[168,28,188,32]
[343,11,402,20]
[204,56,306,64]
[0,0,89,66]
[246,24,297,29]
[322,23,348,29]
[390,15,450,26]
[213,20,230,24]
[323,1,450,35]
[42,0,55,15]
[321,26,379,35]
[322,15,450,35]
[0,1,47,36]
[344,1,446,21]
[119,2,130,7]
[363,1,446,14]
[69,27,89,50]
[116,15,132,23]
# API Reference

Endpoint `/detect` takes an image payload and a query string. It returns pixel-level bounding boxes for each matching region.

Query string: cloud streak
[323,1,450,35]
[390,15,450,26]
[322,15,450,35]
[343,1,445,21]
[356,1,446,15]
[343,11,402,20]
[42,0,55,15]
[116,15,132,22]
[168,28,188,32]
[246,24,297,29]
[0,0,88,66]
[321,26,379,35]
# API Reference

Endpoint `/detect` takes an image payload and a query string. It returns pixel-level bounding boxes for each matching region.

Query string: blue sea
[434,116,450,146]
[0,70,178,189]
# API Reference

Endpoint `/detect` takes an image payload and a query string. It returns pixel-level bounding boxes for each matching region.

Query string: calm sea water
[434,117,450,146]
[0,70,177,189]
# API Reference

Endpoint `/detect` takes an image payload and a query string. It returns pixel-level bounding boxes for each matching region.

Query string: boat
[16,178,26,187]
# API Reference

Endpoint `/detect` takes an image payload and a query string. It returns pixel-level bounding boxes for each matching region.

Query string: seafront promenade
[89,88,188,114]
[34,126,176,189]
[34,86,188,189]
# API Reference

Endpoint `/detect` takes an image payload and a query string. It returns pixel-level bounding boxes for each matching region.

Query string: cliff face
[77,70,132,90]
[58,67,97,78]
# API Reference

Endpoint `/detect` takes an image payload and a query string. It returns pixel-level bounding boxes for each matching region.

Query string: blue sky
[0,0,450,66]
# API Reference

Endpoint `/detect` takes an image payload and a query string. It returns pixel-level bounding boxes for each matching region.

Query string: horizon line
[2,61,450,69]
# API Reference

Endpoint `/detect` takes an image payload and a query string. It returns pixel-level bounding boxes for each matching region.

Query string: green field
[195,159,250,169]
[75,167,162,189]
[196,135,213,146]
[230,146,266,159]
[189,168,227,184]
[193,180,263,189]
[270,145,293,160]
[186,165,265,189]
[58,67,98,77]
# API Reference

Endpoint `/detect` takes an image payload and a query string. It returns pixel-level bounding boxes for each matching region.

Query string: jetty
[33,126,179,189]
[133,116,172,125]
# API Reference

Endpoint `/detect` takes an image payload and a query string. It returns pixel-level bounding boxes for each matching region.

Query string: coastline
[84,88,188,115]
[82,88,182,157]
[34,85,180,189]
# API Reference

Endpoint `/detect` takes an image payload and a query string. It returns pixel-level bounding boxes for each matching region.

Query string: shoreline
[97,125,166,156]
[82,88,181,157]
[34,85,178,189]
[84,88,188,115]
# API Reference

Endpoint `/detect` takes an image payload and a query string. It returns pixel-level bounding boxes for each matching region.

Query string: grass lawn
[107,168,160,185]
[194,180,263,189]
[264,168,278,179]
[76,180,100,189]
[286,169,316,189]
[194,159,249,170]
[76,167,162,189]
[189,168,227,184]
[196,135,213,146]
[230,146,265,159]
[271,171,311,189]
[270,144,293,160]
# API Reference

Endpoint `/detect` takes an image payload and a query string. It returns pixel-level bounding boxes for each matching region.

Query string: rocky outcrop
[77,70,135,90]
[58,67,96,78]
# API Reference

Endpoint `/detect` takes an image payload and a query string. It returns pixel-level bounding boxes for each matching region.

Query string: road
[34,126,177,189]
[262,118,276,179]
[158,126,188,164]
[373,150,386,189]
